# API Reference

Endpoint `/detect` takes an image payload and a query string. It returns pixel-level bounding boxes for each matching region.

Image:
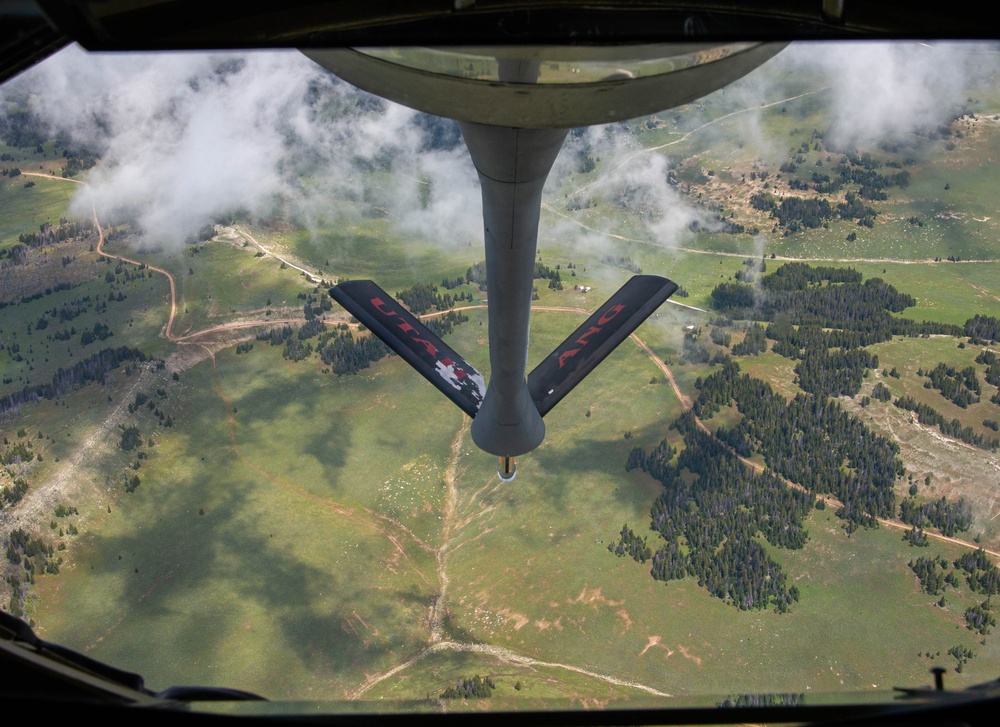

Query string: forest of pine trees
[0,346,148,417]
[976,350,1000,387]
[628,414,811,611]
[899,496,973,537]
[318,329,390,375]
[694,361,902,529]
[731,323,767,356]
[965,314,1000,344]
[440,675,495,699]
[923,363,981,408]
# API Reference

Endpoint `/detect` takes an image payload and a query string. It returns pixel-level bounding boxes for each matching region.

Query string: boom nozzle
[498,456,516,482]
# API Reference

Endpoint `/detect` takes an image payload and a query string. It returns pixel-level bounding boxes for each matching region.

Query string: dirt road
[23,172,181,342]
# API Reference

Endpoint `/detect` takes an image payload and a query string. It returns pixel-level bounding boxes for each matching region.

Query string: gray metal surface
[302,44,786,128]
[460,122,568,456]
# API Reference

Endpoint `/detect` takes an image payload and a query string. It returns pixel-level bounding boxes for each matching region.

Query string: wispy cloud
[5,41,997,255]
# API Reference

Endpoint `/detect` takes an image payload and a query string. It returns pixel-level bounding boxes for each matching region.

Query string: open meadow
[5,53,1000,707]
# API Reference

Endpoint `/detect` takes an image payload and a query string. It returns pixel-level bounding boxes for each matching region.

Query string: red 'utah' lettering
[557,303,625,368]
[370,297,467,377]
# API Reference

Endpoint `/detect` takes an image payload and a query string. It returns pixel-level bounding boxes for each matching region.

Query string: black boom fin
[527,275,678,417]
[329,280,486,417]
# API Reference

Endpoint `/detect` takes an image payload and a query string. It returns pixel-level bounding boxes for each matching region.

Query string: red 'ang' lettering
[598,304,625,326]
[557,303,628,368]
[558,348,579,368]
[575,326,601,346]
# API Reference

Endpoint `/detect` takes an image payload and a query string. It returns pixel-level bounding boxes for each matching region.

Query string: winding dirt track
[16,174,676,698]
[23,172,180,341]
[22,173,1000,559]
[430,302,1000,561]
[16,170,1000,699]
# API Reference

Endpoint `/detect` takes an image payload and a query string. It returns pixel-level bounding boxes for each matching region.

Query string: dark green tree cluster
[395,282,456,315]
[608,524,652,563]
[965,600,996,635]
[626,439,677,482]
[894,396,999,451]
[975,350,1000,388]
[965,314,1000,344]
[125,389,172,428]
[632,417,812,611]
[440,675,495,699]
[771,148,915,223]
[533,261,563,288]
[794,346,878,398]
[710,328,732,347]
[711,264,961,348]
[694,361,902,529]
[872,382,892,402]
[750,192,831,232]
[118,426,142,452]
[0,107,46,147]
[298,292,332,319]
[0,346,148,417]
[13,219,94,252]
[767,323,858,358]
[834,161,906,199]
[297,318,325,340]
[909,555,948,595]
[283,337,312,362]
[760,262,861,291]
[712,263,978,418]
[732,277,914,334]
[954,549,1000,596]
[949,644,975,673]
[0,439,34,466]
[425,310,469,338]
[105,261,152,286]
[79,322,113,346]
[439,275,466,290]
[899,496,972,537]
[13,294,93,326]
[731,323,767,356]
[1,479,29,508]
[922,363,981,408]
[54,296,92,322]
[4,527,59,584]
[600,255,642,274]
[123,473,141,493]
[649,538,688,583]
[318,329,390,375]
[257,324,293,346]
[903,526,929,547]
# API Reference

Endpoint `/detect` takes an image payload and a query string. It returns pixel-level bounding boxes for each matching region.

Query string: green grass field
[23,289,1000,699]
[7,58,1000,707]
[0,174,78,251]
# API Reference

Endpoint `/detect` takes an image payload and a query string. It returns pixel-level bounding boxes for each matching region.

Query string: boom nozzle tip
[498,456,516,482]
